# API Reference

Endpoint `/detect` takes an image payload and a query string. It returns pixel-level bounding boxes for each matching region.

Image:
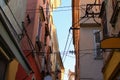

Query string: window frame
[93,30,103,59]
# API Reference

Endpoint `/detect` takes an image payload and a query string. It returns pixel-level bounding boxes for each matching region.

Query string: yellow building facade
[100,0,120,79]
[50,0,64,80]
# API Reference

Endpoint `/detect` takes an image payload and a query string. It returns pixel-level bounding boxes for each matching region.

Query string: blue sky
[53,0,72,52]
[53,0,75,80]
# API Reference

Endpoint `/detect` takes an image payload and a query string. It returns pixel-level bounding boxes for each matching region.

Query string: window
[31,75,36,80]
[36,18,42,51]
[37,20,42,39]
[43,0,46,4]
[46,3,50,23]
[45,24,50,37]
[95,31,100,43]
[96,44,102,58]
[39,6,45,22]
[93,30,103,59]
[44,24,50,46]
[46,3,49,16]
[41,56,45,72]
[94,30,102,42]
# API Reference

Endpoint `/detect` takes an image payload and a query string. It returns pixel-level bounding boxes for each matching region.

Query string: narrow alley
[0,0,120,80]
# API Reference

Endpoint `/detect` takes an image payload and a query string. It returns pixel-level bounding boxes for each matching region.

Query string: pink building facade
[16,0,52,80]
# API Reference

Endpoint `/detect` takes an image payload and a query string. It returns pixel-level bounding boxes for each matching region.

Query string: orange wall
[6,59,18,80]
[16,53,42,80]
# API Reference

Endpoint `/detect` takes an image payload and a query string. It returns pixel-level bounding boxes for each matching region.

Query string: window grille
[93,30,103,59]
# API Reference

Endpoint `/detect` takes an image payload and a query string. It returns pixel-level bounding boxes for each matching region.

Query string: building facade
[0,0,64,80]
[68,70,75,80]
[15,0,49,79]
[49,0,64,80]
[72,0,105,80]
[0,0,32,80]
[80,26,103,80]
[51,24,64,80]
[100,0,120,80]
[79,0,104,80]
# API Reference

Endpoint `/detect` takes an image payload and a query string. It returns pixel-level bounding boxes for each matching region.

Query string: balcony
[100,37,120,49]
[80,3,101,27]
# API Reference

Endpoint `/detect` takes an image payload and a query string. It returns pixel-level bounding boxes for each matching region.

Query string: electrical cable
[26,9,81,13]
[27,5,86,11]
[80,17,90,23]
[26,9,73,13]
[5,2,36,53]
[62,30,71,60]
[69,16,85,30]
[64,47,113,59]
[62,16,88,63]
[93,17,101,25]
[63,37,73,62]
[62,16,84,61]
[80,6,86,15]
[56,5,86,9]
[66,54,75,58]
[26,5,88,13]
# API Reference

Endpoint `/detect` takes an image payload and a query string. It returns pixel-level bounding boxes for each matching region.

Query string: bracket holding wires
[69,27,80,31]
